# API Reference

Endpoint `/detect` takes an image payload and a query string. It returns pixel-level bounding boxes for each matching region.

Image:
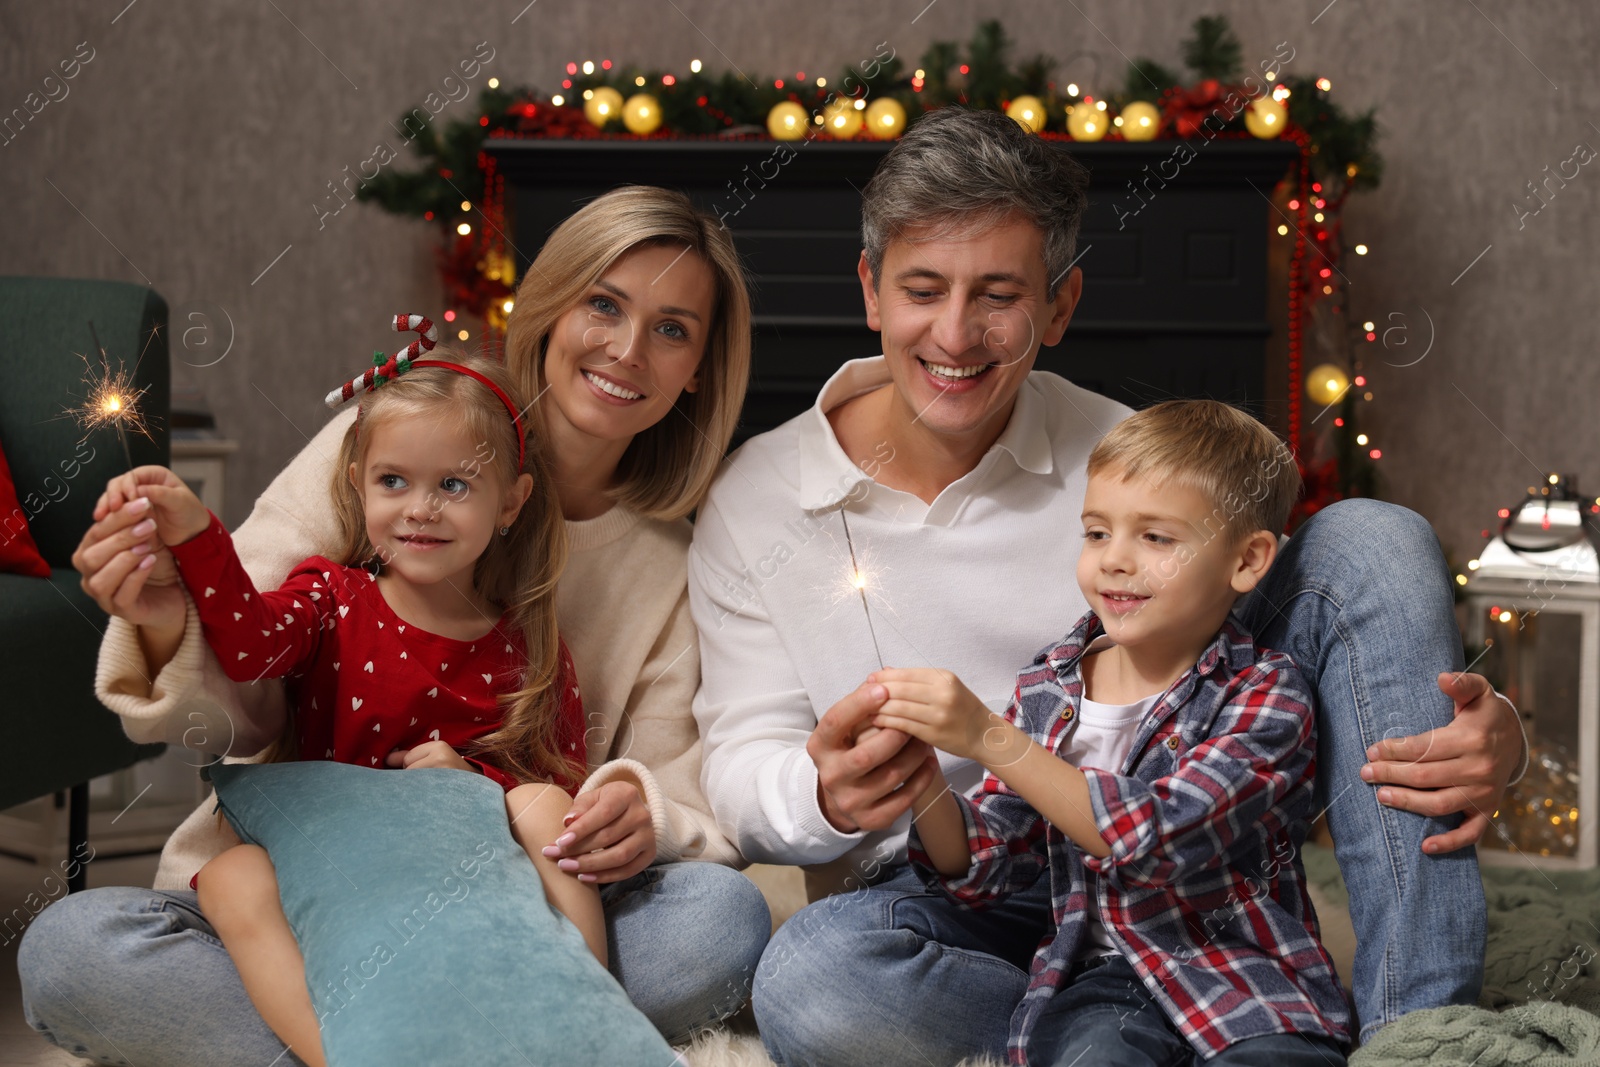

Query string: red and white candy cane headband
[323,314,438,406]
[323,314,526,469]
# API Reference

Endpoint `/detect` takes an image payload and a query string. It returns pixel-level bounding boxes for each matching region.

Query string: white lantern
[1464,475,1600,868]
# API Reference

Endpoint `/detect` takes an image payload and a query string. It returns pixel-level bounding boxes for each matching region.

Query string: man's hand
[808,681,938,834]
[1361,671,1522,854]
[869,668,994,762]
[386,741,473,773]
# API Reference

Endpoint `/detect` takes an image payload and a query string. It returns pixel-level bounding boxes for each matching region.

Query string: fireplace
[484,137,1298,446]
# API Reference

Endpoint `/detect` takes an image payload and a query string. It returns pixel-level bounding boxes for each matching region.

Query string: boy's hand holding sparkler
[869,667,1110,877]
[868,669,1002,764]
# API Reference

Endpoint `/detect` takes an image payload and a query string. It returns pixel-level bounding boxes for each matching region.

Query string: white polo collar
[796,356,1054,511]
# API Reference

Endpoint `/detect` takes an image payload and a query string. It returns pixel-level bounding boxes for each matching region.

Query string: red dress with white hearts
[169,511,586,794]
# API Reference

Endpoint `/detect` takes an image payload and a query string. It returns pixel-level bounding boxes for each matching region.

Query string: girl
[107,347,604,1067]
[45,187,765,1067]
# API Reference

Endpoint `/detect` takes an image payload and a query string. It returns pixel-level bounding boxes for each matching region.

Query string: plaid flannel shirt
[908,611,1351,1064]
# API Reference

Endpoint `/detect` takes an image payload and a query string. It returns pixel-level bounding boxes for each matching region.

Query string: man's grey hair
[860,107,1091,299]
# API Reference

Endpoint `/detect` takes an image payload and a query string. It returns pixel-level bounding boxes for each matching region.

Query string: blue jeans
[1030,953,1347,1067]
[754,864,1051,1065]
[1234,498,1485,1037]
[755,499,1486,1065]
[19,861,769,1065]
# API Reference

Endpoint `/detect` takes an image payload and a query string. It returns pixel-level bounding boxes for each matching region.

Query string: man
[688,107,1521,1066]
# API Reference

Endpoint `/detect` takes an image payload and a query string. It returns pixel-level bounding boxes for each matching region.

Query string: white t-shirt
[1068,635,1161,959]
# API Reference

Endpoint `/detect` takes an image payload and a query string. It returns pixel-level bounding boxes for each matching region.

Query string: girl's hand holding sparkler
[74,467,210,668]
[94,465,211,546]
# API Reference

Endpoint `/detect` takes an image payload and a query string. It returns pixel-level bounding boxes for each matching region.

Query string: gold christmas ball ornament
[1005,95,1047,133]
[1245,95,1287,139]
[1066,103,1107,142]
[583,86,624,129]
[1305,363,1350,406]
[822,96,864,139]
[1119,100,1161,141]
[864,97,907,139]
[622,92,662,135]
[766,100,809,140]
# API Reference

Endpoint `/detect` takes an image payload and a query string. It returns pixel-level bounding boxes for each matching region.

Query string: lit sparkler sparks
[66,321,156,468]
[839,508,884,670]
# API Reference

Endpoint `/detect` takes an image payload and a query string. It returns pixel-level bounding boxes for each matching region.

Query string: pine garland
[349,15,1389,522]
[1183,15,1244,81]
[357,16,1384,235]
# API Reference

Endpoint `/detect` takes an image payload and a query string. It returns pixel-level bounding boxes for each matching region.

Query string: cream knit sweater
[94,406,741,889]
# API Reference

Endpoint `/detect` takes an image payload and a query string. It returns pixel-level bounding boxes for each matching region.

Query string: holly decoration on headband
[324,314,438,409]
[322,312,528,470]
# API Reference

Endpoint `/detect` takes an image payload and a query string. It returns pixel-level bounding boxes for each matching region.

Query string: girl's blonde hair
[255,351,578,788]
[503,185,752,521]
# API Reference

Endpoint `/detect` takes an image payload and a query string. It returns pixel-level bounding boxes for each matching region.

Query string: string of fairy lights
[527,57,1302,145]
[358,20,1383,516]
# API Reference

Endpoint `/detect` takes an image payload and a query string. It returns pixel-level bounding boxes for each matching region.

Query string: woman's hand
[870,668,996,763]
[73,495,186,632]
[540,779,656,884]
[386,741,473,773]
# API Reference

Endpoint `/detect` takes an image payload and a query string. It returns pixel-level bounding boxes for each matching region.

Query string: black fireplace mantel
[485,137,1298,444]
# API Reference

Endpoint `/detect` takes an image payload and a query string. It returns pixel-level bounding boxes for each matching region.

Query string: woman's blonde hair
[254,351,579,788]
[503,185,752,521]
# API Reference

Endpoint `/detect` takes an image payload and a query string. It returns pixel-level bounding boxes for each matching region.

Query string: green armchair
[0,277,170,891]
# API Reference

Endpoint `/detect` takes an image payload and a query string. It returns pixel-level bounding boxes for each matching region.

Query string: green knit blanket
[1299,845,1600,1065]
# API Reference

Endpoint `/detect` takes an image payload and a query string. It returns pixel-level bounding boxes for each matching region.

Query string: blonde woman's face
[542,243,716,446]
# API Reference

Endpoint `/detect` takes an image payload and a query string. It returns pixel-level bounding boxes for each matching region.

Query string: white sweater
[95,406,741,890]
[688,358,1132,887]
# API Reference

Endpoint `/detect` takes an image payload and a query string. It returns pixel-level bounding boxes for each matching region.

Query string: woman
[23,186,768,1066]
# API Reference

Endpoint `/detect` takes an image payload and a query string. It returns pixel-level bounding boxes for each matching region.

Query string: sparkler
[67,320,156,468]
[839,508,884,670]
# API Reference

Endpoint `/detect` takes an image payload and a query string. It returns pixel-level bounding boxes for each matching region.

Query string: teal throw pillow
[208,761,680,1067]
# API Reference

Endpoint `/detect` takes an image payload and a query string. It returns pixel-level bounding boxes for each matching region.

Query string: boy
[872,400,1351,1066]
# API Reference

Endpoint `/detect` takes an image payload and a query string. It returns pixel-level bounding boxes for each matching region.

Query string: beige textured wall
[3,1,1595,561]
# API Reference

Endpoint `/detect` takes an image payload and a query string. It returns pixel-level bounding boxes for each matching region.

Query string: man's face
[858,213,1081,447]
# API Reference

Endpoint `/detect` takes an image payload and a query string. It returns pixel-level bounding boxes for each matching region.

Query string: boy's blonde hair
[1087,400,1302,541]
